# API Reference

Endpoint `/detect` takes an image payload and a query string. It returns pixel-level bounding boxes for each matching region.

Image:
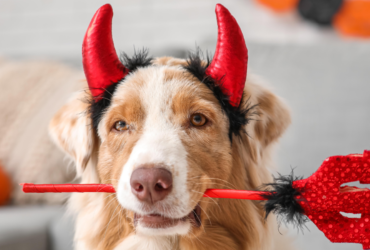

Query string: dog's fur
[49,57,293,250]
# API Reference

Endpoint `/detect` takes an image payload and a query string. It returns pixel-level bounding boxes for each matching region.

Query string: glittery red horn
[206,4,248,107]
[82,4,128,99]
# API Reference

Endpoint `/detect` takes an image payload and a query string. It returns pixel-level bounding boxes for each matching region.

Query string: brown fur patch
[253,88,291,148]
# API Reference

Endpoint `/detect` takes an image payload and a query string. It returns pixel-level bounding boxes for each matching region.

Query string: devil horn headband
[82,4,128,99]
[82,4,248,107]
[206,4,248,107]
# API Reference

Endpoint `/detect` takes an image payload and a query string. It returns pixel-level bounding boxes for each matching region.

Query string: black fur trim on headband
[120,48,152,72]
[89,49,152,128]
[260,171,308,230]
[184,50,258,140]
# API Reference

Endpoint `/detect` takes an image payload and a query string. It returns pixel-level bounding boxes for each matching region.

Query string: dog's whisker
[102,194,117,203]
[186,176,239,190]
[101,195,119,212]
[101,87,113,97]
[190,190,220,209]
[103,204,121,240]
[103,193,116,199]
[114,196,124,236]
[187,180,237,191]
[192,199,212,226]
[188,229,206,246]
[194,177,239,189]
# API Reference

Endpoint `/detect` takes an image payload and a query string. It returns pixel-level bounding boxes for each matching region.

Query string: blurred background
[0,0,369,249]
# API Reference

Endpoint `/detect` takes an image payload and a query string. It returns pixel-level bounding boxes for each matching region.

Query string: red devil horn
[206,4,248,107]
[82,4,128,99]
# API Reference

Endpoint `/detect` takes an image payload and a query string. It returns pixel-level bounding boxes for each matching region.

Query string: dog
[49,4,293,250]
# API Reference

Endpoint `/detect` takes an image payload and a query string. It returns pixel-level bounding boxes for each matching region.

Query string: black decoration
[261,171,309,229]
[89,49,152,128]
[298,0,344,25]
[184,49,258,140]
[120,48,153,72]
[89,82,120,129]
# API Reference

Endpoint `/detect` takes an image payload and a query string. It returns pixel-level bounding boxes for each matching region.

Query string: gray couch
[0,206,73,250]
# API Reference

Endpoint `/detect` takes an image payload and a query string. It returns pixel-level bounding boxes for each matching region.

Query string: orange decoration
[257,0,299,12]
[0,163,11,205]
[333,0,370,38]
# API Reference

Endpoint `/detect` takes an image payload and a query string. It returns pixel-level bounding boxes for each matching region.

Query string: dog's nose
[130,167,172,204]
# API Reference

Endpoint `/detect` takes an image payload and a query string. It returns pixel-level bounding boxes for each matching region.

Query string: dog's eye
[190,114,207,127]
[114,121,129,131]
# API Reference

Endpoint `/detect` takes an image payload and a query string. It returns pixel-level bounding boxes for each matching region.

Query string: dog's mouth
[134,204,201,229]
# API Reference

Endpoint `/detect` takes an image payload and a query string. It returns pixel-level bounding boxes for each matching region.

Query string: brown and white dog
[49,3,293,250]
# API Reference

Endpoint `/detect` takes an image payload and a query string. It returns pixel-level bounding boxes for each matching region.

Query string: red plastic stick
[204,189,268,200]
[20,183,116,193]
[20,183,268,200]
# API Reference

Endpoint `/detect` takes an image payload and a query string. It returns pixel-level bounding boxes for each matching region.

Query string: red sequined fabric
[293,150,370,249]
[205,4,248,107]
[82,4,128,99]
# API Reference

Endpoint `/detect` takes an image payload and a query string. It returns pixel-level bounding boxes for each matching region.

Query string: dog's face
[49,4,292,249]
[49,56,291,249]
[96,58,232,236]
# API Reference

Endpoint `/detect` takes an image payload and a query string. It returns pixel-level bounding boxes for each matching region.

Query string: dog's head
[50,4,290,241]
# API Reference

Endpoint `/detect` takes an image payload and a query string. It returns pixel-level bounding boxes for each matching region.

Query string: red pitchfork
[22,150,370,249]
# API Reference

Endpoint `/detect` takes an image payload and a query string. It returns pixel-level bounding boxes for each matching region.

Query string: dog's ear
[49,89,96,177]
[243,76,291,149]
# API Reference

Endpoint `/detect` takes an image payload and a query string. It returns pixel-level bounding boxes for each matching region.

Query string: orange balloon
[257,0,299,12]
[0,164,11,205]
[333,0,370,38]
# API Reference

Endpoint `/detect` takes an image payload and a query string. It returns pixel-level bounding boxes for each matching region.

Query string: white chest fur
[114,234,178,250]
